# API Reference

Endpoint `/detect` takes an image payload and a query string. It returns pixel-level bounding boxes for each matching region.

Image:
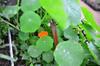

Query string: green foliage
[54,40,85,66]
[18,32,29,41]
[64,26,79,41]
[28,45,42,58]
[81,7,100,31]
[42,51,53,63]
[2,5,19,18]
[0,0,100,66]
[36,36,53,52]
[21,0,41,12]
[40,0,80,29]
[20,11,41,32]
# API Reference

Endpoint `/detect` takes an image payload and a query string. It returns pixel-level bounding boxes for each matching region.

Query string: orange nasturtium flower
[38,31,48,38]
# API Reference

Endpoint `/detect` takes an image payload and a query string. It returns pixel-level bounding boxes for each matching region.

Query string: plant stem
[1,18,20,31]
[50,20,58,47]
[8,28,14,66]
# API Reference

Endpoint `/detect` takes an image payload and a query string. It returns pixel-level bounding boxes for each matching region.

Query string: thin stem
[1,18,20,30]
[8,29,14,66]
[50,20,58,47]
[41,12,47,22]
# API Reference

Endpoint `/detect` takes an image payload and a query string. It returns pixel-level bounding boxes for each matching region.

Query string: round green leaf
[54,40,85,66]
[18,32,29,41]
[20,11,41,33]
[36,36,53,52]
[3,5,19,18]
[64,26,79,41]
[43,51,53,63]
[29,36,39,45]
[21,0,41,12]
[28,45,42,58]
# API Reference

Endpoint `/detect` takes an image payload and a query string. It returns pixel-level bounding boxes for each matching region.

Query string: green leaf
[20,11,41,33]
[95,40,100,48]
[43,51,53,63]
[64,26,79,41]
[18,32,29,41]
[80,23,96,41]
[36,36,53,52]
[22,52,30,60]
[54,40,85,66]
[3,5,19,18]
[40,0,80,30]
[29,36,39,45]
[81,6,100,31]
[21,0,41,12]
[30,63,34,66]
[28,45,42,58]
[87,42,100,65]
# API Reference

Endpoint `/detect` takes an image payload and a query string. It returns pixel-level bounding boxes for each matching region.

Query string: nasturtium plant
[3,5,19,18]
[40,0,81,29]
[28,45,42,58]
[18,32,29,41]
[64,26,79,41]
[54,40,85,66]
[21,0,41,12]
[20,11,41,32]
[36,36,53,52]
[0,0,100,66]
[42,51,53,63]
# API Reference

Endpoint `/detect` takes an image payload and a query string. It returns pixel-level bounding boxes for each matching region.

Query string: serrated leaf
[20,11,41,33]
[43,51,53,63]
[28,45,42,58]
[54,40,85,66]
[40,0,81,29]
[36,36,53,52]
[21,0,41,12]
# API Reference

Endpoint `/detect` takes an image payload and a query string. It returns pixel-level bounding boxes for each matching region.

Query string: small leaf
[29,36,39,45]
[28,45,42,58]
[18,32,29,41]
[43,51,53,63]
[64,26,79,41]
[3,5,19,18]
[30,63,34,66]
[21,0,41,12]
[54,40,85,66]
[20,11,41,33]
[36,36,53,52]
[22,52,30,60]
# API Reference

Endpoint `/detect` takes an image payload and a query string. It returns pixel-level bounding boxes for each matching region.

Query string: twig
[8,28,14,66]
